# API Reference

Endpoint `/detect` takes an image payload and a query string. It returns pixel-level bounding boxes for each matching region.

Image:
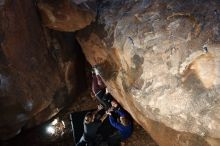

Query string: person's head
[120,116,130,126]
[111,100,118,108]
[84,112,95,124]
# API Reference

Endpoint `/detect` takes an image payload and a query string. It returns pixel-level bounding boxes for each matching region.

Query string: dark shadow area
[51,30,89,97]
[0,30,90,146]
[0,114,74,146]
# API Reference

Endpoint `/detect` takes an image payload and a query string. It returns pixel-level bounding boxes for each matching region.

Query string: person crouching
[106,107,133,146]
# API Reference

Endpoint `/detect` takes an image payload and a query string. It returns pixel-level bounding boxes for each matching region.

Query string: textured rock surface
[76,0,220,145]
[1,0,220,145]
[38,0,96,32]
[0,0,87,140]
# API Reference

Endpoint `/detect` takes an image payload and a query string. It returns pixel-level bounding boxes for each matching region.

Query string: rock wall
[76,0,220,145]
[1,0,220,145]
[0,0,87,140]
[38,0,96,32]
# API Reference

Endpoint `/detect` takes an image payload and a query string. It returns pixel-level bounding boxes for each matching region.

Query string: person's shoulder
[94,119,102,124]
[98,119,102,123]
[84,121,90,126]
[115,107,125,113]
[113,106,121,111]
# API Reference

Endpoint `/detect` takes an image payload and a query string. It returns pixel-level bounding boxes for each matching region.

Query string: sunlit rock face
[38,0,96,32]
[0,0,86,140]
[77,0,220,145]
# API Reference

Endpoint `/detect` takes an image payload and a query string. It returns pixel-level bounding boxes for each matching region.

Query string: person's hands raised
[97,104,103,111]
[108,106,114,112]
[106,109,112,116]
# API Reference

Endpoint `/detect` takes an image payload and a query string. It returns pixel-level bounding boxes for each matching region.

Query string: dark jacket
[83,120,102,140]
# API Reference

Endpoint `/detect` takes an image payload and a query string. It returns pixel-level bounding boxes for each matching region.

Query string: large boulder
[38,0,96,32]
[76,0,220,145]
[0,0,86,140]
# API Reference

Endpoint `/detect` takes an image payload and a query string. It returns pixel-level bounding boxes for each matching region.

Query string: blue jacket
[109,109,133,140]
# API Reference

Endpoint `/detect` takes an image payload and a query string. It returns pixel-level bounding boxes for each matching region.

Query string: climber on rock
[106,103,133,146]
[91,67,112,109]
[76,104,107,146]
[109,99,129,117]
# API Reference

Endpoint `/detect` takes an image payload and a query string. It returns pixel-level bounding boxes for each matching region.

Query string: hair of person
[120,116,130,126]
[84,112,94,123]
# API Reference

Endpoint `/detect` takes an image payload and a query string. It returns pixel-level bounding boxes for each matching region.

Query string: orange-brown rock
[0,0,86,140]
[38,0,96,32]
[77,0,220,145]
